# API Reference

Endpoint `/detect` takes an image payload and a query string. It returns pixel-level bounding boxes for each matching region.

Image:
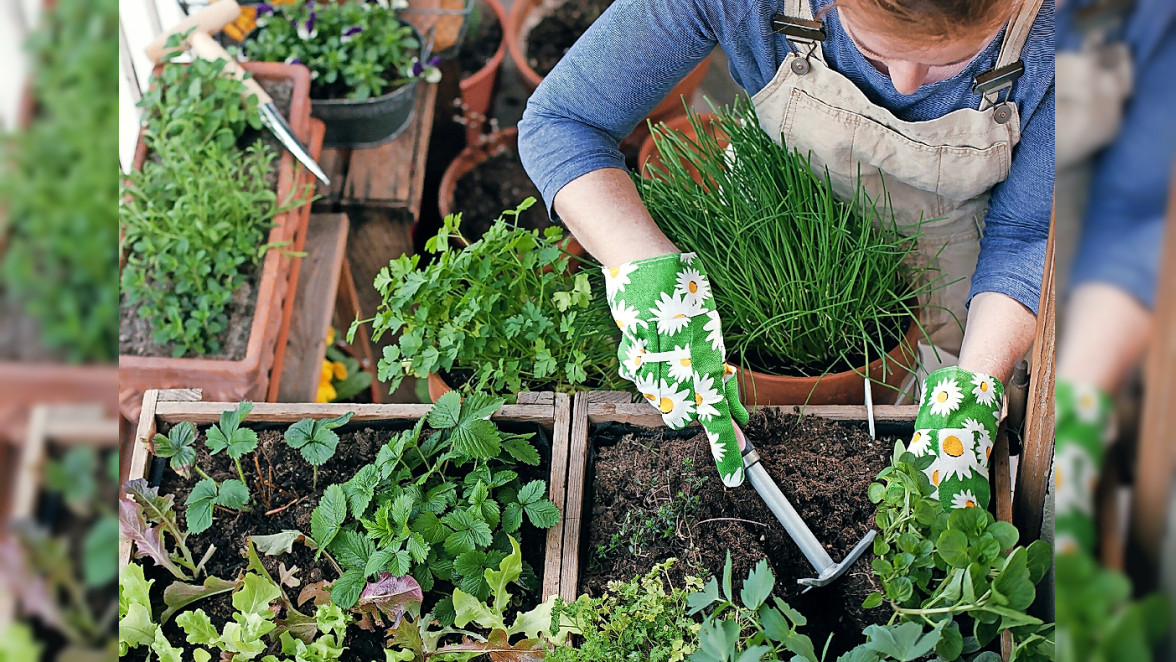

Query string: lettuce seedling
[121,478,210,580]
[284,412,354,489]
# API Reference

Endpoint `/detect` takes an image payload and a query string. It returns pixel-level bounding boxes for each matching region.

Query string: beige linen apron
[751,0,1044,355]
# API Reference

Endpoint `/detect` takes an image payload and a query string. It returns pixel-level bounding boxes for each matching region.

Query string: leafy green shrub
[864,441,1054,661]
[242,0,438,100]
[550,560,702,662]
[120,56,308,357]
[311,391,561,621]
[357,200,625,397]
[637,102,943,378]
[0,0,118,362]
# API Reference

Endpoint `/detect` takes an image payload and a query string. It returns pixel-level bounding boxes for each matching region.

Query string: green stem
[195,465,212,481]
[234,456,248,488]
[313,465,318,492]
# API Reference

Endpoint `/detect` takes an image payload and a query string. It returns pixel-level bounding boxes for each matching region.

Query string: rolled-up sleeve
[970,87,1055,315]
[517,0,721,217]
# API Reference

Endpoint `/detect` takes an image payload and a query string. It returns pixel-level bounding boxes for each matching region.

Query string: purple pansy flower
[297,10,317,39]
[255,2,274,16]
[411,55,441,77]
[340,25,362,44]
[285,55,302,65]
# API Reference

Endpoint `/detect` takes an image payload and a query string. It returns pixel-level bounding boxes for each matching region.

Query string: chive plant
[636,101,947,379]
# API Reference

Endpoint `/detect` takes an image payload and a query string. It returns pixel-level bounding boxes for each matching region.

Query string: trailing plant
[550,559,702,662]
[285,412,354,489]
[310,391,561,620]
[120,54,310,357]
[242,0,440,100]
[636,101,945,379]
[355,200,625,397]
[384,536,566,660]
[120,478,213,580]
[865,441,1054,660]
[0,0,119,362]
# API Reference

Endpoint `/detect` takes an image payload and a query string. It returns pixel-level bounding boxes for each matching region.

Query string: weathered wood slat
[153,400,554,424]
[542,393,571,601]
[559,393,592,602]
[585,401,920,427]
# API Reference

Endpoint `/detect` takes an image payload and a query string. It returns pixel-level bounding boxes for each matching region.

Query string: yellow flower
[327,327,337,346]
[316,381,337,403]
[332,361,348,380]
[321,360,335,383]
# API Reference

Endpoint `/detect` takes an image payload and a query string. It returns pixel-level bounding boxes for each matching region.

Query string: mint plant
[310,391,560,619]
[355,200,625,397]
[120,54,310,357]
[284,412,353,489]
[242,0,437,100]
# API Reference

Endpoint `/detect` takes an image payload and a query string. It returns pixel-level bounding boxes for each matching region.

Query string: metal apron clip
[771,14,826,75]
[972,60,1025,123]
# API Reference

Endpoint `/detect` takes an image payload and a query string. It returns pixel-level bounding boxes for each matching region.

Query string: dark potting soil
[117,76,295,362]
[526,0,614,77]
[129,421,552,659]
[453,151,549,240]
[458,0,503,81]
[582,408,895,655]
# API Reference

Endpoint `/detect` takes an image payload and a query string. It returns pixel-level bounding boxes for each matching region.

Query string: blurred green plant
[0,0,119,362]
[357,199,625,397]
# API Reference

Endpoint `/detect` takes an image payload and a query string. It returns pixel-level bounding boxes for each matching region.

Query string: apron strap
[996,0,1046,68]
[785,0,813,20]
[973,0,1045,112]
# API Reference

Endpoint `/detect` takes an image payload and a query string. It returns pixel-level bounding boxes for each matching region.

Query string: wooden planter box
[119,389,574,602]
[0,405,120,629]
[118,63,320,422]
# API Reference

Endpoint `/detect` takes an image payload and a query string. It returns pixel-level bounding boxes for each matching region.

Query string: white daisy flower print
[675,267,711,305]
[603,262,638,300]
[679,252,696,264]
[610,300,644,333]
[971,373,998,406]
[634,373,661,409]
[1055,443,1097,517]
[1055,533,1080,556]
[924,430,981,488]
[928,378,964,417]
[908,429,933,456]
[1074,384,1102,424]
[650,291,695,336]
[694,372,723,422]
[951,490,980,509]
[666,346,694,383]
[722,362,737,384]
[624,339,648,375]
[655,381,695,429]
[704,310,724,353]
[704,427,724,459]
[962,418,993,464]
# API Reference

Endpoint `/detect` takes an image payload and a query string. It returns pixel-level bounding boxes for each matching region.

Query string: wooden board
[316,82,438,217]
[276,213,350,402]
[333,254,381,403]
[120,389,572,603]
[1014,216,1057,545]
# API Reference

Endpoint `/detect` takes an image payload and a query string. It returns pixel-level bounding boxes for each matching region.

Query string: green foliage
[310,392,559,611]
[326,342,373,401]
[1055,550,1168,662]
[0,623,44,661]
[43,446,99,516]
[550,560,702,662]
[206,400,260,487]
[120,55,309,357]
[865,442,1054,659]
[153,421,201,479]
[185,477,251,535]
[242,0,435,100]
[687,554,826,662]
[286,413,354,466]
[176,573,286,660]
[358,200,625,397]
[0,0,119,363]
[121,478,206,580]
[594,458,706,562]
[636,102,943,378]
[386,536,565,661]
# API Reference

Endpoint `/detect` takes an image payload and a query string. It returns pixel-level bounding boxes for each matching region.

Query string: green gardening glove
[908,366,1005,511]
[1053,379,1112,555]
[604,252,750,487]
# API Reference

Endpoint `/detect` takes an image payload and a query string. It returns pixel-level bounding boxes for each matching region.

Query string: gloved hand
[1053,379,1112,555]
[908,366,1005,510]
[603,252,749,487]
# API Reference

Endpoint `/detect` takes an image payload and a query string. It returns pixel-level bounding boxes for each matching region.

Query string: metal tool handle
[145,0,241,64]
[188,31,274,105]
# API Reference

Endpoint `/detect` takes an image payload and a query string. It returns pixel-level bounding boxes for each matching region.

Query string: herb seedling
[205,401,258,489]
[153,421,209,480]
[284,412,353,489]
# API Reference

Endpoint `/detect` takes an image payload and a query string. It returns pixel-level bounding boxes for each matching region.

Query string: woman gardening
[518,0,1053,510]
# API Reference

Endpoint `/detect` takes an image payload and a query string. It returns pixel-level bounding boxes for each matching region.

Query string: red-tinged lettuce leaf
[297,580,332,608]
[119,498,189,580]
[356,572,423,628]
[160,575,238,623]
[434,630,547,662]
[0,534,64,630]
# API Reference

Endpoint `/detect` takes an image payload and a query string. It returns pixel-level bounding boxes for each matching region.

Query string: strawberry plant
[310,391,560,622]
[153,421,206,480]
[284,412,354,489]
[355,199,625,397]
[120,54,310,357]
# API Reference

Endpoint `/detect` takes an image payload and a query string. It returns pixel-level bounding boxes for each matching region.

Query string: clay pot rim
[459,0,509,92]
[120,62,312,371]
[438,127,520,222]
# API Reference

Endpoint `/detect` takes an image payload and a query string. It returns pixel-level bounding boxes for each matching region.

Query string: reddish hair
[829,0,1016,44]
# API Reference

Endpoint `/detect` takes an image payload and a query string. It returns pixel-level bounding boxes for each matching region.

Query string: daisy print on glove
[703,310,725,353]
[963,417,994,466]
[927,376,964,417]
[908,429,933,456]
[604,262,638,300]
[666,345,694,383]
[675,267,711,306]
[610,300,645,333]
[623,339,648,376]
[693,372,724,422]
[924,429,982,494]
[951,489,981,509]
[650,291,700,336]
[653,379,695,429]
[971,373,998,407]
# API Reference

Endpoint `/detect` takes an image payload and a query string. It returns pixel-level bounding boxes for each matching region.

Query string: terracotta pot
[437,127,584,262]
[506,0,710,131]
[428,372,453,402]
[736,319,922,407]
[402,0,476,56]
[118,62,315,422]
[637,112,726,185]
[458,0,508,145]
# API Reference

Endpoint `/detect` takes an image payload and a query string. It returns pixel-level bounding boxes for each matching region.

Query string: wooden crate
[0,405,120,630]
[556,392,1015,605]
[119,389,574,601]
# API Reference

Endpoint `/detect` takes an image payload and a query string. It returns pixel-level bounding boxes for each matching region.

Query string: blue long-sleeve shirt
[1061,0,1176,309]
[519,0,1055,314]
